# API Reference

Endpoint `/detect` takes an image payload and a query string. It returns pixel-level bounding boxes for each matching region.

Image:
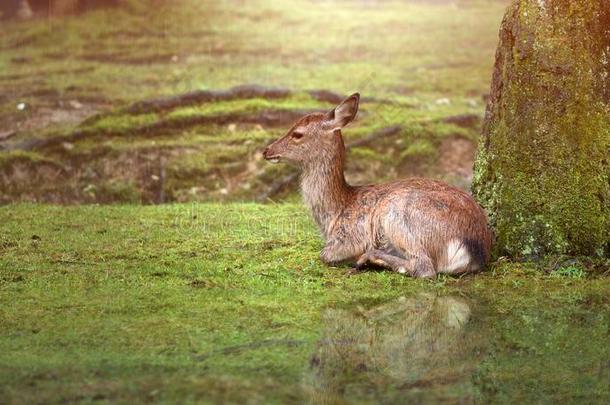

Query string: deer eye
[291,132,303,140]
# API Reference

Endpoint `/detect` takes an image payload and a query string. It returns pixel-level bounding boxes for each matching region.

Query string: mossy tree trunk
[473,0,610,258]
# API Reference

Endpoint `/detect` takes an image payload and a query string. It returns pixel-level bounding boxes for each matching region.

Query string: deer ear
[325,93,360,130]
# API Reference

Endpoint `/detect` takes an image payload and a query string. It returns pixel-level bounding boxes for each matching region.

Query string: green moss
[550,265,586,279]
[0,203,609,403]
[473,0,610,258]
[0,150,58,167]
[430,122,473,139]
[400,139,436,159]
[83,112,159,134]
[350,147,393,164]
[164,96,322,120]
[86,180,142,203]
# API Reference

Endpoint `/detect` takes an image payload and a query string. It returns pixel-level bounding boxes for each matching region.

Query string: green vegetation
[0,203,608,403]
[0,90,484,203]
[2,1,608,402]
[0,0,507,203]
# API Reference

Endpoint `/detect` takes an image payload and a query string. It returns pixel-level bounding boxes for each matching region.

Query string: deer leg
[356,249,436,279]
[320,239,364,266]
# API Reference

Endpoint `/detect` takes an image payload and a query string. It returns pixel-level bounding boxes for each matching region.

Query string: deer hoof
[346,267,364,276]
[355,253,370,268]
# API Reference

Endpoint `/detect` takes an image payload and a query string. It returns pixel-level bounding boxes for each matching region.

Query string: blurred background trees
[1,0,121,19]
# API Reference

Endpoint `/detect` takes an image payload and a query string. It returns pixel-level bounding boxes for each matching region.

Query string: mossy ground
[1,203,609,403]
[0,0,507,203]
[2,1,608,402]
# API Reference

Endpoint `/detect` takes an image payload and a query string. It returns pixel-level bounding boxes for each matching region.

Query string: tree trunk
[473,0,610,258]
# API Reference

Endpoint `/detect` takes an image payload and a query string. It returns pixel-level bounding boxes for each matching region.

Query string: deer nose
[263,147,270,159]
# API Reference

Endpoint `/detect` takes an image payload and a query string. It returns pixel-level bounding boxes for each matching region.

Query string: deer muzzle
[263,147,281,164]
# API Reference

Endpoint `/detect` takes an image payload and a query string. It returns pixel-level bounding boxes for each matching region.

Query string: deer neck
[300,145,351,237]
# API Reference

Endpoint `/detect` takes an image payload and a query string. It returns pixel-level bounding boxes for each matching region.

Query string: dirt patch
[437,136,475,181]
[80,52,180,65]
[0,101,106,146]
[0,161,67,203]
[1,32,44,50]
[0,67,95,82]
[308,89,345,104]
[16,105,101,132]
[0,147,167,204]
[0,82,111,141]
[442,113,482,128]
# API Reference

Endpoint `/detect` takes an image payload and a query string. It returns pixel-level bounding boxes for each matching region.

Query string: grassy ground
[2,1,608,403]
[0,0,508,203]
[1,203,609,403]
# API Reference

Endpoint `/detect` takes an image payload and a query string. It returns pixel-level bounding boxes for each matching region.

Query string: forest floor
[1,0,506,203]
[1,204,609,403]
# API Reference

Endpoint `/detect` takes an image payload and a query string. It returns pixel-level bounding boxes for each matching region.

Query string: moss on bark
[473,0,610,257]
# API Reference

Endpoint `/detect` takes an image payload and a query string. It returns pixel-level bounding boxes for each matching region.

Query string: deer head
[263,93,360,167]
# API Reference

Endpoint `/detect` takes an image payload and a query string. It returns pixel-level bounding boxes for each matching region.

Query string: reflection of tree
[304,294,477,403]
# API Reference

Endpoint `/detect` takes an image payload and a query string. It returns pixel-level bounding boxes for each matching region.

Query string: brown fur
[263,93,492,278]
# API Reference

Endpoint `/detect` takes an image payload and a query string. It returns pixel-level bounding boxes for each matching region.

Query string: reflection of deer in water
[263,94,492,278]
[304,294,477,403]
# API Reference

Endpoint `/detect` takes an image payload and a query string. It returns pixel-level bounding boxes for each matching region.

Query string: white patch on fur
[398,267,407,274]
[441,239,471,274]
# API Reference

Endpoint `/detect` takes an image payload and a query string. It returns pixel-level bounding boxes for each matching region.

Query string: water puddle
[304,291,610,403]
[304,294,481,402]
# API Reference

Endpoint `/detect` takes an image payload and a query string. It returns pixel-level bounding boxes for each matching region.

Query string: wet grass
[0,203,609,403]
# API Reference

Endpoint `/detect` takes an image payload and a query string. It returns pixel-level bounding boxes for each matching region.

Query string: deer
[262,93,493,278]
